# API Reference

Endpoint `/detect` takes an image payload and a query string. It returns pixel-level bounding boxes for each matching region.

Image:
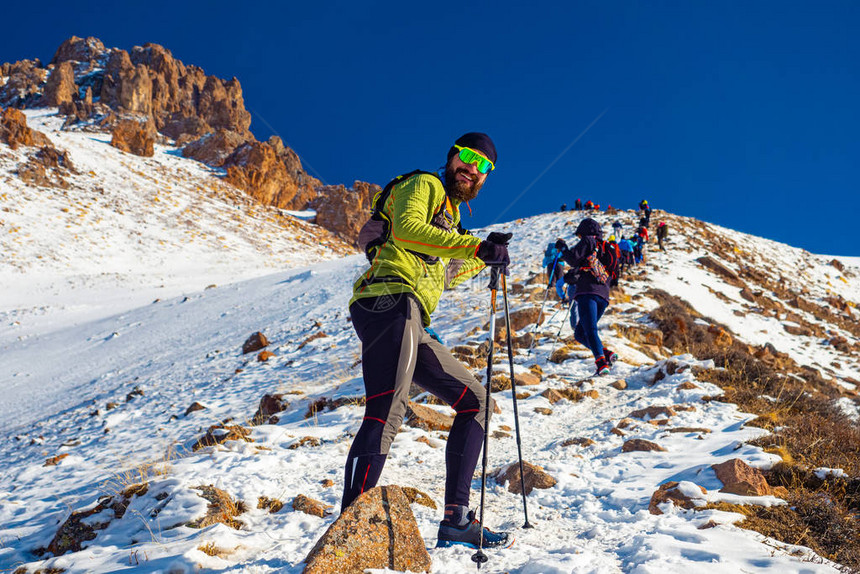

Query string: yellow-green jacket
[350,173,485,326]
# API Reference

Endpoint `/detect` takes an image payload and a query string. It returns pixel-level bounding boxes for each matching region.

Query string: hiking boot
[436,506,511,549]
[603,348,618,365]
[595,357,611,376]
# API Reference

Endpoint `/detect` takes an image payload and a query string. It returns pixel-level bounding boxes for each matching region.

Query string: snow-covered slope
[0,109,353,346]
[1,127,859,573]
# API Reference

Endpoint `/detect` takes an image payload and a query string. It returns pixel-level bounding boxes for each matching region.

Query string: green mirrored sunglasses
[454,145,495,174]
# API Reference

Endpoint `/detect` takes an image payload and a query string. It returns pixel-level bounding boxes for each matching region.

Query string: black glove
[555,238,568,251]
[486,231,513,245]
[476,241,510,268]
[563,269,579,285]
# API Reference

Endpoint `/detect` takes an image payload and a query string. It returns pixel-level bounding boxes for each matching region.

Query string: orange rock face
[110,119,155,157]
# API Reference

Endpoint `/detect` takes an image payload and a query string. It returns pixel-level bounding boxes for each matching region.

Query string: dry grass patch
[187,485,246,530]
[647,289,860,570]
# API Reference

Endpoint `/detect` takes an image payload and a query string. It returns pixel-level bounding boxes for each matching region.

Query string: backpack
[357,170,441,263]
[582,239,619,285]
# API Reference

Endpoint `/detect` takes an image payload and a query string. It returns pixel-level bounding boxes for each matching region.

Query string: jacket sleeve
[445,257,486,289]
[388,175,483,260]
[560,237,596,268]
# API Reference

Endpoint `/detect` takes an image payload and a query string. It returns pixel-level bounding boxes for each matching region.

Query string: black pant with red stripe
[342,294,494,511]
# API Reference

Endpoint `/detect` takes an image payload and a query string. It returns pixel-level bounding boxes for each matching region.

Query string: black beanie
[447,132,497,165]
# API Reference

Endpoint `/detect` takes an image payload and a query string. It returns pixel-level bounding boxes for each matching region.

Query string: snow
[1,119,857,572]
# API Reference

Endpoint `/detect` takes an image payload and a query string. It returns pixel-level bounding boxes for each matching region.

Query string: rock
[191,424,253,451]
[708,325,734,347]
[561,437,595,448]
[289,436,322,449]
[313,180,379,243]
[51,36,107,65]
[110,118,155,156]
[493,461,557,495]
[187,485,244,529]
[1,107,51,150]
[297,331,328,350]
[185,401,206,415]
[41,61,77,106]
[711,458,772,496]
[514,371,541,387]
[610,379,628,390]
[251,393,290,425]
[224,140,312,210]
[696,256,742,286]
[321,479,335,488]
[257,350,275,362]
[44,453,70,466]
[182,129,250,166]
[616,418,636,429]
[676,381,700,390]
[303,485,431,574]
[47,483,146,556]
[540,388,564,404]
[293,494,333,518]
[829,259,845,272]
[644,329,664,347]
[406,402,454,432]
[534,407,553,415]
[584,390,599,400]
[622,439,666,452]
[667,427,712,434]
[628,406,675,420]
[549,346,574,363]
[508,307,545,331]
[242,331,269,354]
[648,481,707,515]
[0,59,47,108]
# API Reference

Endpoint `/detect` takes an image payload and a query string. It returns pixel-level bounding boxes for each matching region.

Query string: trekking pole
[527,252,561,356]
[472,264,501,568]
[501,272,534,529]
[548,301,573,361]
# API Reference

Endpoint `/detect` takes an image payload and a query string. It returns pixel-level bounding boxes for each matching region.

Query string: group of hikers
[340,132,670,553]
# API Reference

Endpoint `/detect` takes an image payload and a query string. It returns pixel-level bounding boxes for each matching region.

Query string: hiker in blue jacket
[618,237,634,277]
[555,218,617,376]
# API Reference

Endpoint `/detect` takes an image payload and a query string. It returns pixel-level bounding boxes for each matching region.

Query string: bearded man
[342,132,512,549]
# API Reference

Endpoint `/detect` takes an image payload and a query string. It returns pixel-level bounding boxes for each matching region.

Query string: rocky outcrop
[303,485,431,574]
[110,118,156,157]
[0,59,47,108]
[1,107,50,149]
[182,129,251,167]
[51,36,107,66]
[242,331,269,354]
[312,180,379,243]
[41,61,77,107]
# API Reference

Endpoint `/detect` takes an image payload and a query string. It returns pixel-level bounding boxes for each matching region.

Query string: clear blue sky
[3,1,858,255]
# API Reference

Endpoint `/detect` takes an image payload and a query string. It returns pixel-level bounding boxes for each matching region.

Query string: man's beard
[445,164,483,202]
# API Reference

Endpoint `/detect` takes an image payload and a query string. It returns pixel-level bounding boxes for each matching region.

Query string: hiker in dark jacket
[639,200,652,225]
[656,221,668,250]
[574,198,582,210]
[344,132,510,549]
[555,218,617,376]
[612,220,623,239]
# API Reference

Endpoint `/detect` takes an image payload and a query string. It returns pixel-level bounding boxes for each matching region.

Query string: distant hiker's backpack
[357,170,441,263]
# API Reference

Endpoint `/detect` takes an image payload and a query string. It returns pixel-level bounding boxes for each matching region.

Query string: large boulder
[711,458,772,496]
[303,485,431,574]
[0,107,51,149]
[493,461,557,495]
[110,118,155,157]
[41,61,77,107]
